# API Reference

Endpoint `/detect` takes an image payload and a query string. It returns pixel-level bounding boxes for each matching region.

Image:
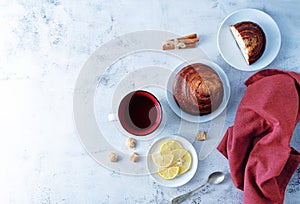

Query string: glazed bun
[172,63,224,116]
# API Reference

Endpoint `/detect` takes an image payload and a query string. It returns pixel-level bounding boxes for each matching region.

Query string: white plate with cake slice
[217,8,281,71]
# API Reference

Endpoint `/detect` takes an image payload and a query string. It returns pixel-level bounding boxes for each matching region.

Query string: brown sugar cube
[130,152,139,163]
[109,152,118,162]
[126,138,136,149]
[196,131,207,141]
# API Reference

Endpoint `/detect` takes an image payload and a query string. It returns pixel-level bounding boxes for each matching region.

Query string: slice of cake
[230,21,266,65]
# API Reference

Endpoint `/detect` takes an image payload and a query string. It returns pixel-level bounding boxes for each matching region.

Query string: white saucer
[166,59,230,123]
[147,135,198,187]
[217,8,281,71]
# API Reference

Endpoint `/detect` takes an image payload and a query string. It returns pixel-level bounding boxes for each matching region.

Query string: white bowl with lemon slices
[147,135,198,187]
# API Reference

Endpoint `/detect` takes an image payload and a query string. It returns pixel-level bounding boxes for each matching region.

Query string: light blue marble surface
[0,0,300,203]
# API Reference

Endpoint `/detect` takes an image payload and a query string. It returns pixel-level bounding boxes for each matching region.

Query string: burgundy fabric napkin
[217,69,300,204]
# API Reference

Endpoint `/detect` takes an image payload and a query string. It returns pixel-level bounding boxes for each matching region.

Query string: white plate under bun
[166,59,230,123]
[147,135,198,187]
[217,8,281,71]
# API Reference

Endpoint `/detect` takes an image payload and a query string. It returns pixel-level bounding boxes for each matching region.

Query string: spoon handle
[171,191,193,204]
[171,182,207,204]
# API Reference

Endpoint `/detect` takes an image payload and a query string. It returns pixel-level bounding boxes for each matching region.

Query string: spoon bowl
[208,171,225,185]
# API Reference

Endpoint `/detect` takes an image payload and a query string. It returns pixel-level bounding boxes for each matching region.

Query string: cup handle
[108,113,118,121]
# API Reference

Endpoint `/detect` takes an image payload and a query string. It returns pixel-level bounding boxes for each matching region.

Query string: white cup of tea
[108,90,164,139]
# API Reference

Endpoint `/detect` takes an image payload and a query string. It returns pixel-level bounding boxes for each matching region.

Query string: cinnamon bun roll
[172,63,224,116]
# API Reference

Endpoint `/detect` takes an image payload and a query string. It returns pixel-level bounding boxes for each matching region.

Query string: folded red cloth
[217,69,300,204]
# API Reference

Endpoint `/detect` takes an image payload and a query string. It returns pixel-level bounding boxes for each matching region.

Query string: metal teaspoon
[171,171,225,204]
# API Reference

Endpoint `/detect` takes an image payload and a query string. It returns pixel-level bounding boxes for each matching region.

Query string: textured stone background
[0,0,299,203]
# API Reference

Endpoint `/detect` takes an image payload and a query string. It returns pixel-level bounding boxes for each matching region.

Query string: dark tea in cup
[118,90,162,136]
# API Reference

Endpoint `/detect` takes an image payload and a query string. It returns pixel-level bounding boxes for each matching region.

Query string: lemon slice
[151,154,174,168]
[157,166,180,180]
[159,140,183,155]
[171,148,192,174]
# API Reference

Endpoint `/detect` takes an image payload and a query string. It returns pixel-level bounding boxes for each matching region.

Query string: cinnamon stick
[177,38,199,44]
[162,33,199,50]
[178,33,197,39]
[163,42,196,50]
